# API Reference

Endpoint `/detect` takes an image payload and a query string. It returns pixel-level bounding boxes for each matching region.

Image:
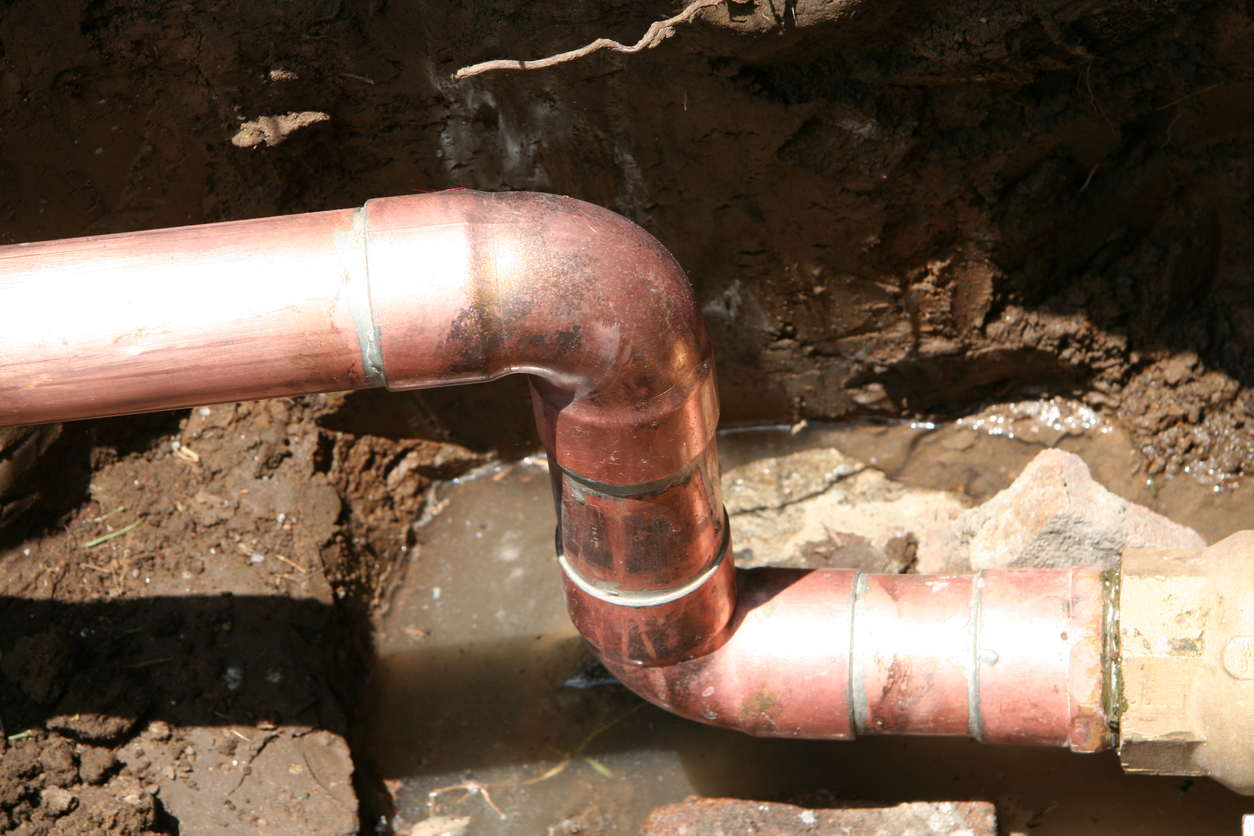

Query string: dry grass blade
[83,519,144,548]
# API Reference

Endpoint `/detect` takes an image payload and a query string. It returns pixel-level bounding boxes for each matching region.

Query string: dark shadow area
[0,595,347,741]
[850,348,1081,415]
[315,376,541,460]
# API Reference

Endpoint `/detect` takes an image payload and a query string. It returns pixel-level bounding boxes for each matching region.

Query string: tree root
[453,0,726,80]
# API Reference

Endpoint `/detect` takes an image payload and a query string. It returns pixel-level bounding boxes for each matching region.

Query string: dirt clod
[3,631,73,704]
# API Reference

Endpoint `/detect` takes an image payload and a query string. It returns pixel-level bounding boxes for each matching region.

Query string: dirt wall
[4,0,1254,486]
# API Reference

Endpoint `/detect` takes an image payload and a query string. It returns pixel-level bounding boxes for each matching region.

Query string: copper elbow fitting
[0,190,734,667]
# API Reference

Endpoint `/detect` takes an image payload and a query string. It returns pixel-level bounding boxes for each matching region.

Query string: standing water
[363,400,1254,835]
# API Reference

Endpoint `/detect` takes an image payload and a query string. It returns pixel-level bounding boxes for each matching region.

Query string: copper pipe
[0,190,732,667]
[602,566,1111,750]
[0,189,1111,745]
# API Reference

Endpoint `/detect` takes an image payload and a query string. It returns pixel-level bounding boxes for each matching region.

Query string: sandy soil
[2,0,1253,832]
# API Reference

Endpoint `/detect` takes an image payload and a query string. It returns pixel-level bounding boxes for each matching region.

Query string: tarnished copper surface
[564,548,738,667]
[363,190,719,486]
[606,569,858,738]
[367,191,731,665]
[554,443,731,666]
[854,574,974,736]
[0,190,1115,718]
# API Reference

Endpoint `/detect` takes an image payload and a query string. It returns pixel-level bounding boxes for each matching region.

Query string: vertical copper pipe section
[0,189,733,668]
[605,566,1111,749]
[361,191,732,665]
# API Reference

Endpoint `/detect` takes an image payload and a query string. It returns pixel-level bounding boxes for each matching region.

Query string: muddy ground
[2,0,1254,832]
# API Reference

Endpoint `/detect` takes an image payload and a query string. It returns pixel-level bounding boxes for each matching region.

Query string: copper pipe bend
[0,190,734,667]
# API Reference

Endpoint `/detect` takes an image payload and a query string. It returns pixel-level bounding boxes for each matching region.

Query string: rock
[408,816,471,836]
[230,111,330,148]
[723,448,864,514]
[723,448,970,572]
[641,797,996,835]
[39,786,77,818]
[919,449,1208,573]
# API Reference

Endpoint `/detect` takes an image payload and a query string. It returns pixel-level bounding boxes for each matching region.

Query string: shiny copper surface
[0,191,1114,727]
[606,566,1112,747]
[364,190,719,486]
[0,207,371,425]
[854,573,974,736]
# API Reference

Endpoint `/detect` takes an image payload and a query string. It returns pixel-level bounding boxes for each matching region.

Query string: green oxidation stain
[1168,635,1205,656]
[743,685,780,720]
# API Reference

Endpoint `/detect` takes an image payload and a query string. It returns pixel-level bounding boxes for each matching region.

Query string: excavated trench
[2,0,1254,833]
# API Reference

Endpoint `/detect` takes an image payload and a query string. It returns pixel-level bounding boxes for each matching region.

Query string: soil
[0,396,492,834]
[2,0,1254,833]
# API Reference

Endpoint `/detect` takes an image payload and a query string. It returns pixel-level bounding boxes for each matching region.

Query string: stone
[723,448,970,572]
[39,786,77,818]
[918,449,1207,573]
[641,797,996,836]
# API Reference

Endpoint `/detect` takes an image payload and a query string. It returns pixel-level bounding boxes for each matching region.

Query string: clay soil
[2,0,1254,833]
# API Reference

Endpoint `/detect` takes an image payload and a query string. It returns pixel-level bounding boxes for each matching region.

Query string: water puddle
[363,403,1254,835]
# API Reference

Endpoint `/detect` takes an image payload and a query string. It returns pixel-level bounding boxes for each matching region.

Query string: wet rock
[723,448,864,514]
[723,448,969,571]
[408,816,471,836]
[920,449,1207,572]
[641,797,996,835]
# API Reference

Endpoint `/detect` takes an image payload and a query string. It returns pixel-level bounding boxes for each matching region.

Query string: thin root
[427,781,507,820]
[454,0,726,79]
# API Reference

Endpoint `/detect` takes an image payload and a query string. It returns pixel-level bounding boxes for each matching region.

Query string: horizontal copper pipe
[0,190,732,667]
[604,566,1111,750]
